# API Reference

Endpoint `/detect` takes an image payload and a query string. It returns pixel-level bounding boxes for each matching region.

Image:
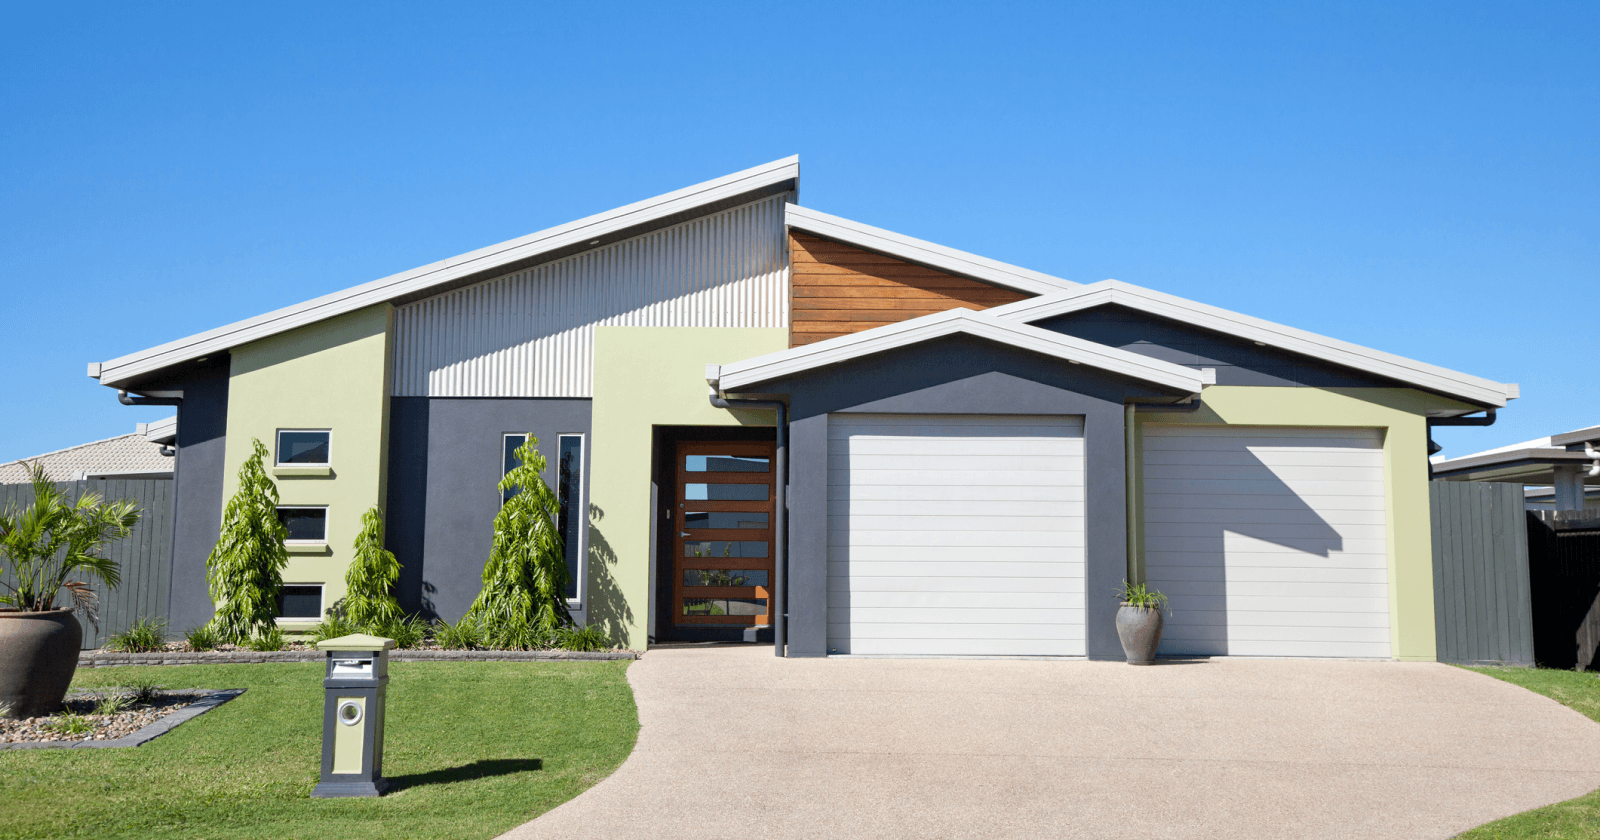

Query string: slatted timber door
[673,441,778,629]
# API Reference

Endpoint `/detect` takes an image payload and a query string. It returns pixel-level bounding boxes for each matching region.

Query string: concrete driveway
[504,646,1600,839]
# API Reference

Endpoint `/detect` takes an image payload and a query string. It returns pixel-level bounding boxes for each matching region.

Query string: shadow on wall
[1144,437,1348,657]
[584,503,634,647]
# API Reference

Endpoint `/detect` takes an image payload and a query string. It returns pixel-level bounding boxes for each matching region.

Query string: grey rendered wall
[385,397,592,623]
[166,359,231,634]
[1431,481,1534,665]
[766,334,1188,659]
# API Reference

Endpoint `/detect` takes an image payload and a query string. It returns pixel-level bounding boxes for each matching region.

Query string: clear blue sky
[2,2,1594,462]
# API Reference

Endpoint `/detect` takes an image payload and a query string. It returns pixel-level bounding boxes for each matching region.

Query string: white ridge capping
[783,204,1076,297]
[986,280,1516,408]
[94,156,802,387]
[715,308,1205,394]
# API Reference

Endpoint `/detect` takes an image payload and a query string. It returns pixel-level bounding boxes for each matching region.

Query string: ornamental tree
[343,506,402,627]
[206,438,288,643]
[466,436,570,649]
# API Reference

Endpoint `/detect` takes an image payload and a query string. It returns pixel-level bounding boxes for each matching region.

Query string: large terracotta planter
[1115,603,1164,665]
[0,609,83,718]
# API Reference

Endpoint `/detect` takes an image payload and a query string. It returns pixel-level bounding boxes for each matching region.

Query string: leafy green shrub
[206,438,288,644]
[344,507,402,627]
[46,712,94,736]
[246,627,286,652]
[93,693,129,716]
[553,625,612,652]
[369,615,428,649]
[1116,580,1168,610]
[0,462,139,623]
[310,613,358,644]
[434,615,483,650]
[183,624,219,651]
[107,617,167,652]
[126,678,163,705]
[466,436,570,650]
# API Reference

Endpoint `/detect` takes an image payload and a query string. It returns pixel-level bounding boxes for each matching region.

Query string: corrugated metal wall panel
[392,194,791,397]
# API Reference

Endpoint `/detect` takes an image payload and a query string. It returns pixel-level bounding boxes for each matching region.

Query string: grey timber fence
[1430,481,1534,665]
[1525,509,1600,670]
[0,479,174,649]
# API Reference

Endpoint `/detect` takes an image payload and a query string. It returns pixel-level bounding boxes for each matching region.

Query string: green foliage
[246,627,286,652]
[183,624,219,652]
[0,462,140,622]
[1116,579,1168,610]
[343,507,402,627]
[369,615,428,649]
[553,625,612,652]
[44,712,94,736]
[107,617,167,653]
[92,693,130,716]
[205,439,289,644]
[309,613,358,644]
[125,678,163,705]
[467,436,571,650]
[434,615,483,650]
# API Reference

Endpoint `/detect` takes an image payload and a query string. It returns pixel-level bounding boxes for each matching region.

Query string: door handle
[679,531,691,538]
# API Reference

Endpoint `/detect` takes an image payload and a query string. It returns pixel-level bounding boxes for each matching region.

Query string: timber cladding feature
[788,231,1030,346]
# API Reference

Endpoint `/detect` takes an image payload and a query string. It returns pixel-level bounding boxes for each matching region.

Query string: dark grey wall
[1431,481,1534,665]
[385,397,592,623]
[1037,305,1395,389]
[165,358,231,634]
[763,334,1188,659]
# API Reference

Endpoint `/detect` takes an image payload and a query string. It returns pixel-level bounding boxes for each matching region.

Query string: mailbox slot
[332,657,374,677]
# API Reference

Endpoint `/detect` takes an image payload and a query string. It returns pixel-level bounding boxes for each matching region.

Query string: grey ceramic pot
[0,609,83,718]
[1115,604,1164,665]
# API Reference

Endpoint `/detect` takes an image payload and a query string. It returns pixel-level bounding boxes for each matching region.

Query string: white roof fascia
[784,204,1076,297]
[716,308,1203,395]
[987,280,1514,408]
[138,416,179,444]
[95,156,802,387]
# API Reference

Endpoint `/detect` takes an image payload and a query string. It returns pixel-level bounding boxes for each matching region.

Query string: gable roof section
[94,157,802,389]
[712,308,1206,395]
[784,204,1076,298]
[987,280,1516,409]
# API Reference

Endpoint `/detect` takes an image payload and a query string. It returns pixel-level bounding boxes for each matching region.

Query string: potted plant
[1115,580,1168,666]
[0,463,140,718]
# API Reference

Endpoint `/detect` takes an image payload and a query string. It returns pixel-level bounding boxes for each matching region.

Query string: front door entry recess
[672,441,778,634]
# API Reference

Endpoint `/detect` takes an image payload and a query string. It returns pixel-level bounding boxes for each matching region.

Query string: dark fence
[1526,509,1600,670]
[0,479,173,649]
[1430,481,1534,665]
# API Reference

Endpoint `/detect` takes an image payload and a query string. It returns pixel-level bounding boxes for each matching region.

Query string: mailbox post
[311,633,396,798]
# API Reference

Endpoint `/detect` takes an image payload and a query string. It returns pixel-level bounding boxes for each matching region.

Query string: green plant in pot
[1115,580,1168,666]
[0,463,140,717]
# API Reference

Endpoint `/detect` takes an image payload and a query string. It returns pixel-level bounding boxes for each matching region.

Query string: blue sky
[1,2,1594,462]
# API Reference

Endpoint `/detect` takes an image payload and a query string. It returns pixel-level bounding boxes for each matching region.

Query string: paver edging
[77,649,641,668]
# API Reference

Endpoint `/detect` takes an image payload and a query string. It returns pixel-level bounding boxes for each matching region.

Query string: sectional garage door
[827,414,1086,657]
[1142,426,1391,658]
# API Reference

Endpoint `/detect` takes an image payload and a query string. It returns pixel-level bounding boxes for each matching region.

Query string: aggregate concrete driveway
[504,646,1600,840]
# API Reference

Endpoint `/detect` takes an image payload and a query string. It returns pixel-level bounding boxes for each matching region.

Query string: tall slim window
[557,435,585,600]
[502,433,527,505]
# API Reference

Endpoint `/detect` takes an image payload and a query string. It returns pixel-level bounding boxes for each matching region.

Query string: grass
[0,661,639,840]
[1457,666,1600,839]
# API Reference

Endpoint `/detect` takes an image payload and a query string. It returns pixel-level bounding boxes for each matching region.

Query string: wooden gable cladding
[788,231,1032,346]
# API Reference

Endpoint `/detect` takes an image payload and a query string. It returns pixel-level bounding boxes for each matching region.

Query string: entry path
[503,646,1600,839]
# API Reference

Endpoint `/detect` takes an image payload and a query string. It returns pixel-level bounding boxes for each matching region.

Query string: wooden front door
[672,441,777,631]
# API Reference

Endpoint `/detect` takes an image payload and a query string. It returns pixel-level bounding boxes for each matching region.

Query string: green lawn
[1457,666,1600,839]
[0,661,639,840]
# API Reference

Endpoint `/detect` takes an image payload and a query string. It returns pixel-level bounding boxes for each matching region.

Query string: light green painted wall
[588,327,788,649]
[221,305,394,627]
[1135,386,1476,662]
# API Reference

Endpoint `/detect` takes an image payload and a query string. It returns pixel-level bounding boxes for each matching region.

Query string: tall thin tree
[466,436,569,649]
[343,506,402,628]
[206,438,289,643]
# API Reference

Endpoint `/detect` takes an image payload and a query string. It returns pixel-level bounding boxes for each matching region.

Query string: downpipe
[708,389,788,658]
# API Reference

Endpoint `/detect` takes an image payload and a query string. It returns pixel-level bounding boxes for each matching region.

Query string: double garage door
[827,415,1391,659]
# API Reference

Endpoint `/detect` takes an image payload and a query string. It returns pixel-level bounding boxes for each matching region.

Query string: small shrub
[183,624,219,651]
[107,617,168,653]
[1116,580,1168,610]
[126,679,163,705]
[45,713,94,737]
[93,693,130,716]
[310,614,358,644]
[553,625,612,652]
[434,616,483,650]
[371,615,428,649]
[246,627,286,652]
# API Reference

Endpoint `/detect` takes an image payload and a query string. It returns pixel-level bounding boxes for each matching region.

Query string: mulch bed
[1,688,206,745]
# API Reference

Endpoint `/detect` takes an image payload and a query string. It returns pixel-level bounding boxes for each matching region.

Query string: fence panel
[1526,511,1600,670]
[1430,481,1534,665]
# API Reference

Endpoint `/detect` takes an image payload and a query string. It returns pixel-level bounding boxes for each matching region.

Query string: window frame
[275,428,332,467]
[557,433,588,608]
[275,583,325,622]
[276,505,330,545]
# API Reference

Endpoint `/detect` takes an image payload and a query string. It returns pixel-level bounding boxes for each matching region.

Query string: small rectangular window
[503,433,528,505]
[558,435,584,601]
[277,507,328,543]
[277,430,331,466]
[277,584,323,619]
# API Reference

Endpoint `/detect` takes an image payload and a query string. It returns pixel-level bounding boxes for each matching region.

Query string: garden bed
[80,647,640,668]
[2,686,243,749]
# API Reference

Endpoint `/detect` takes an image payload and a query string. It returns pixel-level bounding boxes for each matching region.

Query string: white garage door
[1142,426,1391,658]
[827,414,1086,657]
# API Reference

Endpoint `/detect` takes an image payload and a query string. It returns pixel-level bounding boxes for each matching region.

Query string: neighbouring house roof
[1431,422,1600,484]
[137,415,177,445]
[986,280,1517,410]
[710,308,1209,395]
[0,418,177,483]
[782,204,1076,297]
[91,157,802,390]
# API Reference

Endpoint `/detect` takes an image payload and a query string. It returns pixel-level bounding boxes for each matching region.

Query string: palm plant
[466,436,570,649]
[0,462,140,626]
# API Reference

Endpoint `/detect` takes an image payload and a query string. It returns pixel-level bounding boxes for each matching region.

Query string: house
[1432,424,1600,511]
[0,416,176,483]
[87,157,1517,659]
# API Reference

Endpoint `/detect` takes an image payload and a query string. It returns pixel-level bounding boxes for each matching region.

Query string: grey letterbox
[311,633,396,798]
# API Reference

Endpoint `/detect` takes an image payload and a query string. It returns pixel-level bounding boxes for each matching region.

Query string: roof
[986,280,1517,410]
[92,157,802,389]
[137,415,177,445]
[783,204,1076,296]
[1431,422,1600,484]
[0,420,176,483]
[711,308,1208,395]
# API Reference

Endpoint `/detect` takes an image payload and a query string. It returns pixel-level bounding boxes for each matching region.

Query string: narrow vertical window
[558,435,584,600]
[502,433,528,505]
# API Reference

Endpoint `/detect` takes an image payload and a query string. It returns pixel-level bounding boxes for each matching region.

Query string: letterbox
[311,633,396,798]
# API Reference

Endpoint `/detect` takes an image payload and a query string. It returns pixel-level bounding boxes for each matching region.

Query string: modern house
[1433,424,1600,511]
[87,157,1518,659]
